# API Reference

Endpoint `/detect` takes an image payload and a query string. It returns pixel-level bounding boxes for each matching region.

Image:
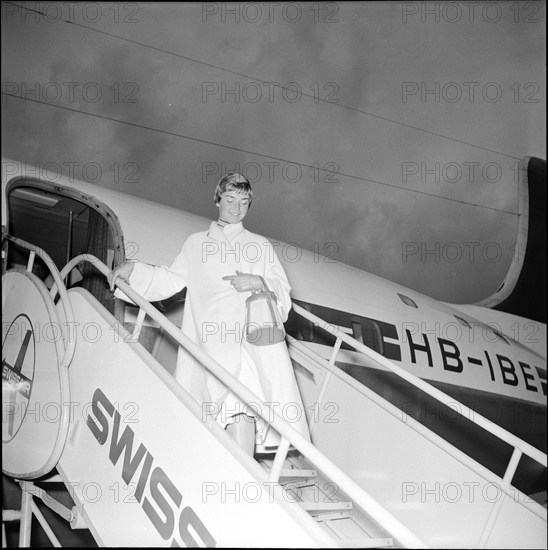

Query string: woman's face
[218,189,251,224]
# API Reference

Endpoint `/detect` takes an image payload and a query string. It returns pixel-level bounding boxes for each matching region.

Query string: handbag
[244,276,286,346]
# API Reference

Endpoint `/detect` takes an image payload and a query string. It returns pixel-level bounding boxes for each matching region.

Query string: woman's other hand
[222,270,264,292]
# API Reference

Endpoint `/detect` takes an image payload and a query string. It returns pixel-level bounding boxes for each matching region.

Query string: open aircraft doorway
[5,178,125,316]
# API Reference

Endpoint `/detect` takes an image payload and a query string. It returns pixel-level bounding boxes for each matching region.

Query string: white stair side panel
[311,373,546,548]
[483,493,548,549]
[56,288,334,548]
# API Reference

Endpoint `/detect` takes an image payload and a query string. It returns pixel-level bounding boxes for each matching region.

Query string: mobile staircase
[2,235,547,547]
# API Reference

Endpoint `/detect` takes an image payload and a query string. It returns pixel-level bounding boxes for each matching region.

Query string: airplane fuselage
[2,158,546,494]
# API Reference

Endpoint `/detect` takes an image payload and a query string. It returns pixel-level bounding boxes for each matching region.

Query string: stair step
[301,501,353,516]
[260,456,393,545]
[278,468,317,483]
[310,510,353,522]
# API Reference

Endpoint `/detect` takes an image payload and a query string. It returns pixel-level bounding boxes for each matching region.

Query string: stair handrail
[3,234,76,370]
[44,251,428,549]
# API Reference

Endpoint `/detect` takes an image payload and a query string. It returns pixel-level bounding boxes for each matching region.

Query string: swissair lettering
[86,388,216,547]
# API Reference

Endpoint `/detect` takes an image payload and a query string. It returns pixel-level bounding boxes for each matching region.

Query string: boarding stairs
[2,235,547,548]
[257,454,396,548]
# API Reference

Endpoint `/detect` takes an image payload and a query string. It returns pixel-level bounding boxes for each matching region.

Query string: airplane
[1,156,546,548]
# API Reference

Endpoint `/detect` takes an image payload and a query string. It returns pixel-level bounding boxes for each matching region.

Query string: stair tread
[278,468,318,482]
[301,501,353,512]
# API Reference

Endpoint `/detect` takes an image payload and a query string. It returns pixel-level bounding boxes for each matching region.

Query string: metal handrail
[287,334,547,522]
[4,234,76,370]
[291,304,547,472]
[47,253,428,549]
[290,304,547,546]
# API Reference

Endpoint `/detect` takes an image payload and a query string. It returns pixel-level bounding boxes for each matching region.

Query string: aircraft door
[2,269,71,479]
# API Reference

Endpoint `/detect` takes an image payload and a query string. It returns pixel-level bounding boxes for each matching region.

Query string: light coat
[120,221,310,447]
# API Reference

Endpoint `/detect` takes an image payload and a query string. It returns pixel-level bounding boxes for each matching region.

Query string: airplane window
[289,299,401,360]
[397,293,418,308]
[286,300,316,342]
[351,320,364,344]
[351,318,384,354]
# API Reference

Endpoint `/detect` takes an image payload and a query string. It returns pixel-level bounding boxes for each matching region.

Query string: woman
[109,173,310,455]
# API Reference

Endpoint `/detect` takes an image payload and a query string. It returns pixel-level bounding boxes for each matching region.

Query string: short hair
[214,173,253,206]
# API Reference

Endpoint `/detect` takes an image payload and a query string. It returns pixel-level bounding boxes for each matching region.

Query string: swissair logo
[2,314,35,442]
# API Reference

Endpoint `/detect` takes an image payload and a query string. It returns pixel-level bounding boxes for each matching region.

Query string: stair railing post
[268,437,291,483]
[18,485,33,547]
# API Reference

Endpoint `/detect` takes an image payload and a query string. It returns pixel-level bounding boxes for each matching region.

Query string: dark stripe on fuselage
[286,300,401,361]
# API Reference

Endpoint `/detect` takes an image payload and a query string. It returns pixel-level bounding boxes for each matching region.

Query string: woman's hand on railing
[108,261,136,291]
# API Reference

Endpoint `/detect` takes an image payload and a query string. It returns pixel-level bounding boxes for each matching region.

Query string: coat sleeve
[261,240,292,321]
[114,242,189,303]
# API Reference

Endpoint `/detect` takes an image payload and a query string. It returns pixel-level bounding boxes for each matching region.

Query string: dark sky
[1,1,545,303]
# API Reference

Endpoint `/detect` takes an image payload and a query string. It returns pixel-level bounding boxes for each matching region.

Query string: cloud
[1,3,544,304]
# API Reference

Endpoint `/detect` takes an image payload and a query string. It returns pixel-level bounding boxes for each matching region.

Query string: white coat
[120,221,310,448]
